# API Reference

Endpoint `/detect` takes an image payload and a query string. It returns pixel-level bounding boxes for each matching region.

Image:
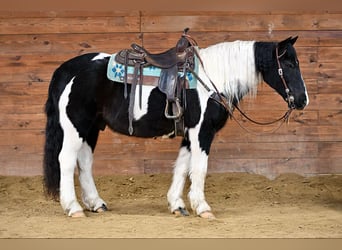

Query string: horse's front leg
[167,145,191,216]
[188,148,214,219]
[187,128,215,219]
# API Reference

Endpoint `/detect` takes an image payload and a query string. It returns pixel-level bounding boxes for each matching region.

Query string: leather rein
[187,42,296,133]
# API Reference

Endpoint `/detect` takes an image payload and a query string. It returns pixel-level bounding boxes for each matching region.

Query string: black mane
[254,41,277,73]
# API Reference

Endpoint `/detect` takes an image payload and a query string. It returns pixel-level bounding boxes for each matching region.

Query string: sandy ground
[0,172,341,238]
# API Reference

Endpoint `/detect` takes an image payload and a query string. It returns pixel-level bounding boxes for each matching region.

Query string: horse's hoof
[95,204,108,213]
[199,211,216,220]
[71,210,86,218]
[173,207,189,217]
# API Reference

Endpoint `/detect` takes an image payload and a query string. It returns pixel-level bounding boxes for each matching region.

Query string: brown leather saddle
[114,28,198,136]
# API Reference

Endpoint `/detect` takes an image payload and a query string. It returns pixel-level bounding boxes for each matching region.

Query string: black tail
[43,72,65,200]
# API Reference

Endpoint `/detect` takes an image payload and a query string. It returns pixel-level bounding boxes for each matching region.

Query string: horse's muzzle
[293,93,309,110]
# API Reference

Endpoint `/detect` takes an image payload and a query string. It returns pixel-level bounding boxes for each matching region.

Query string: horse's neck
[198,41,262,104]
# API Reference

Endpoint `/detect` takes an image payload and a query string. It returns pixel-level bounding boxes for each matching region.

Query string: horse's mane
[198,41,262,105]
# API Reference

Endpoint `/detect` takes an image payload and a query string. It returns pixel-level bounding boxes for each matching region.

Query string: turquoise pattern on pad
[107,53,198,89]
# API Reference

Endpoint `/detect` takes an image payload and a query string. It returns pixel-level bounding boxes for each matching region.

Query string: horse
[43,35,309,218]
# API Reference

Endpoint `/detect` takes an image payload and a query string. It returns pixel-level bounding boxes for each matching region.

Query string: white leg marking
[187,128,211,215]
[58,78,84,216]
[167,146,191,212]
[77,142,107,211]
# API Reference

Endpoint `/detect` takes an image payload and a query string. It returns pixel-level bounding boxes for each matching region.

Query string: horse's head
[258,36,309,110]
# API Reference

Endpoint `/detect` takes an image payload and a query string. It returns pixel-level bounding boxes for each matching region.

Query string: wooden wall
[0,11,341,179]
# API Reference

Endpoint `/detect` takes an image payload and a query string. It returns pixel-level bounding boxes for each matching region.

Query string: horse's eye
[285,61,295,68]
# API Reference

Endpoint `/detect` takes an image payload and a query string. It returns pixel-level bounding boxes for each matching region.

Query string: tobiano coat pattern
[43,37,308,218]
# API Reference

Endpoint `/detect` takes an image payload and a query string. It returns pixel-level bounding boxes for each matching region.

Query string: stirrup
[164,99,183,120]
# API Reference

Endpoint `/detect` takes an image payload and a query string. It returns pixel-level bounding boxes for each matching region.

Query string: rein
[188,44,295,134]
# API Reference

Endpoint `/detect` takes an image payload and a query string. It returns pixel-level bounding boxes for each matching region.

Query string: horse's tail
[43,71,65,200]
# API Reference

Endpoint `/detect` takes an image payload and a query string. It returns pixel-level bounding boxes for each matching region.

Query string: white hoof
[94,204,108,213]
[199,211,216,220]
[70,210,86,218]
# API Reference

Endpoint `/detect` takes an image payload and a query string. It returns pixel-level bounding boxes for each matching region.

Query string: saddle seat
[115,43,190,70]
[130,44,182,69]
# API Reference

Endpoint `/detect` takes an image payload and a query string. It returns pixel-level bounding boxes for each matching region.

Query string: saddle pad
[106,53,198,89]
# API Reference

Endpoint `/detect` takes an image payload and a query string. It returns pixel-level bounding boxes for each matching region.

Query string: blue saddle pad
[106,53,198,89]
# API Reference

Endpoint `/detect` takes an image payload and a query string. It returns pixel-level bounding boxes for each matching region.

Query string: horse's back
[49,53,109,94]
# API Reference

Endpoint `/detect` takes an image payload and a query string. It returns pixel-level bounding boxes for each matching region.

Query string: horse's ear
[279,36,298,48]
[278,36,298,54]
[289,36,298,45]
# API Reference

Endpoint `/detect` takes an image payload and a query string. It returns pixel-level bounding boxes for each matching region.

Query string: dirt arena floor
[0,172,341,238]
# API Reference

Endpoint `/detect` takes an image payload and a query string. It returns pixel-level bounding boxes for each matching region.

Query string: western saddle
[114,28,198,136]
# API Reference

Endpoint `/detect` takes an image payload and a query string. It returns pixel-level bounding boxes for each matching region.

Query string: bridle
[275,46,296,110]
[187,43,296,133]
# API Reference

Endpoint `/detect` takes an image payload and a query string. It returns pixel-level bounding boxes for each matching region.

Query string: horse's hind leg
[58,139,84,217]
[58,82,85,217]
[77,129,107,213]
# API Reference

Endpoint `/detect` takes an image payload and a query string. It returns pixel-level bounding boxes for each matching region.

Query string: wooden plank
[206,158,318,178]
[316,62,342,80]
[228,109,318,126]
[0,33,142,56]
[0,94,47,106]
[0,11,140,18]
[306,93,342,111]
[141,13,342,33]
[317,126,342,142]
[92,159,145,175]
[0,113,45,130]
[317,78,342,94]
[2,156,341,177]
[319,142,342,158]
[0,64,59,83]
[142,30,342,51]
[1,133,340,176]
[237,93,340,111]
[318,110,342,126]
[318,47,342,62]
[5,40,314,63]
[0,130,44,146]
[0,104,45,115]
[0,159,43,176]
[0,52,322,83]
[215,123,320,143]
[1,115,338,148]
[209,158,342,179]
[2,84,339,112]
[0,81,48,97]
[314,158,342,175]
[0,144,43,157]
[0,15,141,35]
[209,142,318,159]
[94,138,319,160]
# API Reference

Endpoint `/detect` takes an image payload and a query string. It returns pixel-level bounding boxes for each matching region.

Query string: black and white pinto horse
[43,36,308,218]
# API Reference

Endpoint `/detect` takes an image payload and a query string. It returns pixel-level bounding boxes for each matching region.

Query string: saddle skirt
[107,53,198,89]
